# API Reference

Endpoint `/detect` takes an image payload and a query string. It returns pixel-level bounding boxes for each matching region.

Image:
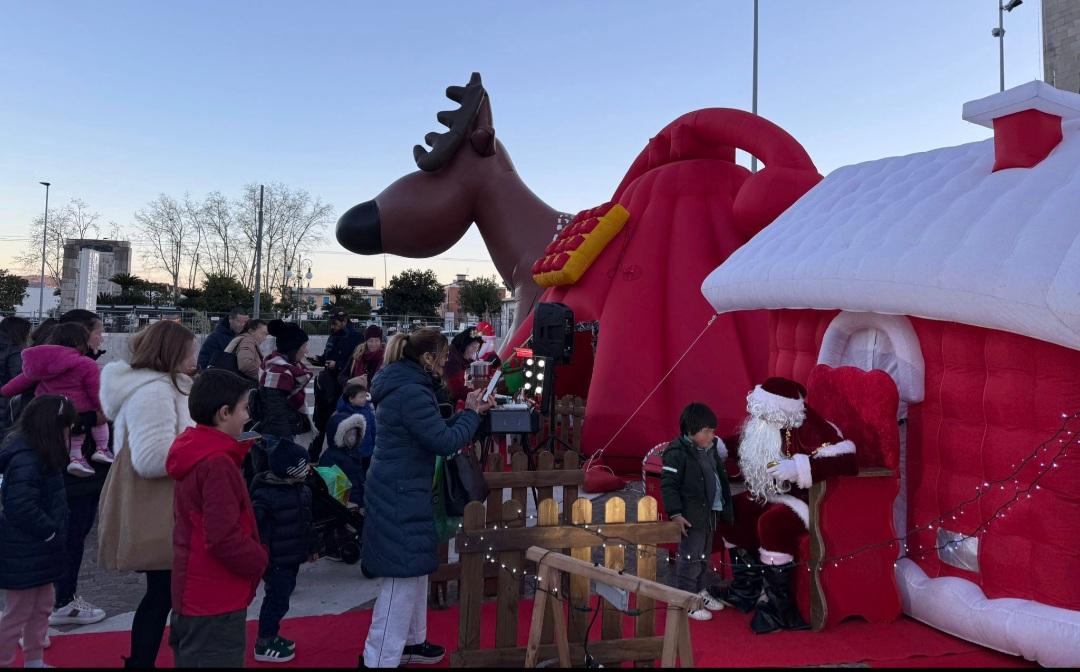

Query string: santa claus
[712,377,858,634]
[474,321,500,365]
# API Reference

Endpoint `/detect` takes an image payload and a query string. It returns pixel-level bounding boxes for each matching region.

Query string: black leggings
[128,570,171,668]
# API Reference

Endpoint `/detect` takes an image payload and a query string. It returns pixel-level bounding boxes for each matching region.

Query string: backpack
[208,338,241,375]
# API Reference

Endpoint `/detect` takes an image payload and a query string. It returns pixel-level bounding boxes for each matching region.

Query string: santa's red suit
[475,321,498,363]
[712,377,858,633]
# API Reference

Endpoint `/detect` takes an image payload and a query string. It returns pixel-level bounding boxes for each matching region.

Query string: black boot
[707,547,764,613]
[750,562,810,634]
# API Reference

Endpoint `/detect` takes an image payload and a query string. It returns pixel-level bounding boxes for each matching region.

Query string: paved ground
[38,482,697,639]
[15,382,701,640]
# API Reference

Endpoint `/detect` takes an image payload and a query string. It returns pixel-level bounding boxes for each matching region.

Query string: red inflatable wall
[769,309,1080,611]
[505,109,822,475]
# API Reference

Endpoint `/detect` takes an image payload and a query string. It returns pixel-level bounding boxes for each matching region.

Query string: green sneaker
[254,636,296,663]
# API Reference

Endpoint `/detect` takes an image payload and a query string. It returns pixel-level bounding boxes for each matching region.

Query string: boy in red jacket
[166,369,268,668]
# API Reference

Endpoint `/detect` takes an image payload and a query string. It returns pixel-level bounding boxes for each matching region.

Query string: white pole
[750,0,760,173]
[999,0,1006,92]
[37,182,50,319]
[253,185,264,317]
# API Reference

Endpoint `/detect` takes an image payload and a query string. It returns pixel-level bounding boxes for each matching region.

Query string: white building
[14,278,61,319]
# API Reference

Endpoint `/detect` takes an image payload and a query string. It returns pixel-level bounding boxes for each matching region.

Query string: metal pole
[999,0,1005,92]
[37,182,50,320]
[253,185,264,317]
[751,0,760,172]
[174,238,181,300]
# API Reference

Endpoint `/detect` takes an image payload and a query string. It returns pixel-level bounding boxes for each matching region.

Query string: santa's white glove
[766,458,799,483]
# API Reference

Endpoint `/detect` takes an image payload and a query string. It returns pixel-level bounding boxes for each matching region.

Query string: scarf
[261,352,313,412]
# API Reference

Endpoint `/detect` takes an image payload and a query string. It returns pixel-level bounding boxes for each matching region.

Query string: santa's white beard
[739,417,791,501]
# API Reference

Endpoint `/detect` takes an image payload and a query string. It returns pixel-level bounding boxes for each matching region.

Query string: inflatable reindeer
[337,73,823,471]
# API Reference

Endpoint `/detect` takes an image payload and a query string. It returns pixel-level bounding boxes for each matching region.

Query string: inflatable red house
[701,81,1080,667]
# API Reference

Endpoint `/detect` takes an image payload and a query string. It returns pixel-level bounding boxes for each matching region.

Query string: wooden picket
[429,449,584,606]
[450,494,682,668]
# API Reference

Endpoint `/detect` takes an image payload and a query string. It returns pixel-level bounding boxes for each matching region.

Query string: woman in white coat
[97,321,197,668]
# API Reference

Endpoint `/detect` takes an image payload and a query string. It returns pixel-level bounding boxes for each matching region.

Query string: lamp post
[993,0,1024,92]
[750,0,759,173]
[37,181,50,320]
[298,258,312,322]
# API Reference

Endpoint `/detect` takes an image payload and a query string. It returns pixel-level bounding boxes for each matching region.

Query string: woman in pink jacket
[0,322,113,476]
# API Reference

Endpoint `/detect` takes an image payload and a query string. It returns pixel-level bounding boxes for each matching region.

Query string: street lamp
[299,259,312,321]
[37,182,50,320]
[993,0,1024,92]
[750,0,759,173]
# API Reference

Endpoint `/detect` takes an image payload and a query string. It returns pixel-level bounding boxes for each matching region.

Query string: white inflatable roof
[701,117,1080,352]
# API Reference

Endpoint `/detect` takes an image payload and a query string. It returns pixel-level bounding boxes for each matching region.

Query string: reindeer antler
[413,72,491,172]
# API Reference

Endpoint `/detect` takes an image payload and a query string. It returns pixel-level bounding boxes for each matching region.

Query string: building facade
[58,239,131,313]
[1044,0,1080,94]
[295,286,383,316]
[14,277,60,318]
[439,273,507,327]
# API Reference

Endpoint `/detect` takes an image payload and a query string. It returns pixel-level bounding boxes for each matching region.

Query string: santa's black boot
[708,547,763,613]
[750,562,810,634]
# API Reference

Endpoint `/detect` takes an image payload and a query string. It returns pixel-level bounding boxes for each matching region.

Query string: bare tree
[236,183,331,298]
[181,195,205,291]
[134,194,198,299]
[17,198,102,289]
[127,185,331,303]
[192,191,240,279]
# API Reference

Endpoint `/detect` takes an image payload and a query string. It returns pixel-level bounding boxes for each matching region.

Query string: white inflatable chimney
[962,80,1080,171]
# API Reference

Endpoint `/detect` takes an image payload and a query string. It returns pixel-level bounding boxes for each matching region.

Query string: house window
[322,296,330,306]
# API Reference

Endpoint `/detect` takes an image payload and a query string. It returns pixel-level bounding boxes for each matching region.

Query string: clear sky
[0,0,1045,289]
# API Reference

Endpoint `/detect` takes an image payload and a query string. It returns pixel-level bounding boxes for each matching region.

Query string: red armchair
[797,364,903,629]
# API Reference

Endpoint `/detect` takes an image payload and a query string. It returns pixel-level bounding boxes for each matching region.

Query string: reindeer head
[336,72,498,257]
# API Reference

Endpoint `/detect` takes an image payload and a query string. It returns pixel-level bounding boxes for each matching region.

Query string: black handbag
[443,449,489,517]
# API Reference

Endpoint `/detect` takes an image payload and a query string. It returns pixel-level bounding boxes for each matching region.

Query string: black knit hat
[268,438,309,480]
[267,319,309,356]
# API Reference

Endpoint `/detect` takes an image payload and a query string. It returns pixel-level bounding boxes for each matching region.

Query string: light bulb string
[460,414,1075,588]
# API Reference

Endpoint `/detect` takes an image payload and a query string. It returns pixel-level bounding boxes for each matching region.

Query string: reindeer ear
[470,127,496,157]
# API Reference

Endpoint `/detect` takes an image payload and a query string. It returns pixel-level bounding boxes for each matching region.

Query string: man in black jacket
[660,403,734,621]
[310,312,362,460]
[197,307,250,371]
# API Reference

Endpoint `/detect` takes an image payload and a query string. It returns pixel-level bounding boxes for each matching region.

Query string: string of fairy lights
[435,309,1076,633]
[445,409,1077,613]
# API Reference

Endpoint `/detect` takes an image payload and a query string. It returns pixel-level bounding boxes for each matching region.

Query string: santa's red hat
[747,376,807,416]
[475,321,495,337]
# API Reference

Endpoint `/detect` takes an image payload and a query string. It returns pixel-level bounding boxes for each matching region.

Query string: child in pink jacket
[0,323,113,476]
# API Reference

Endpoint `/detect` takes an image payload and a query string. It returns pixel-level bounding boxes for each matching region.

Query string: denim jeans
[54,494,99,607]
[257,564,300,639]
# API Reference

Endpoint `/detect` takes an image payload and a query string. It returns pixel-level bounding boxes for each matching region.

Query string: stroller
[243,433,364,565]
[306,469,364,564]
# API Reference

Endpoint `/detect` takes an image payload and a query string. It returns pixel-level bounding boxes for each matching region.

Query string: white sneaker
[698,589,725,612]
[18,635,51,648]
[49,597,105,625]
[688,607,713,621]
[65,456,95,478]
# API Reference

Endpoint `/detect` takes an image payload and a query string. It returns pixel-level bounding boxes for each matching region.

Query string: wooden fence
[524,545,701,668]
[429,395,586,608]
[451,494,682,667]
[429,448,584,607]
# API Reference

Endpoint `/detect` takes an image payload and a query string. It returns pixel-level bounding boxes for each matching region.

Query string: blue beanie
[268,439,309,480]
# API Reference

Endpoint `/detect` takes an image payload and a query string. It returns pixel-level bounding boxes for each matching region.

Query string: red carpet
[17,599,1035,668]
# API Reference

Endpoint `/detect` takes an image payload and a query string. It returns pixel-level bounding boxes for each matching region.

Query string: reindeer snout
[336,200,383,255]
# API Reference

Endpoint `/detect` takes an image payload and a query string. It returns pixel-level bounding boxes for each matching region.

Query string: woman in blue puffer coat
[360,328,493,669]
